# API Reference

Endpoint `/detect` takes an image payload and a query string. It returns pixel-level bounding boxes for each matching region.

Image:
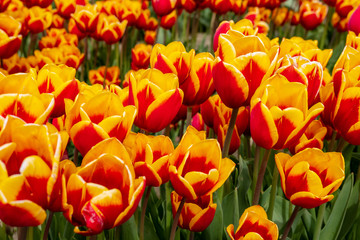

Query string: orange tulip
[117,0,141,26]
[97,13,127,45]
[181,52,215,106]
[128,68,184,133]
[36,64,80,118]
[25,6,53,34]
[124,132,174,186]
[299,1,328,30]
[0,115,67,226]
[289,120,327,154]
[0,14,22,59]
[63,138,146,235]
[150,41,195,85]
[226,205,278,240]
[51,13,65,28]
[171,191,217,232]
[250,74,324,150]
[67,91,136,156]
[71,4,99,34]
[55,0,76,19]
[39,28,78,50]
[169,126,235,200]
[131,43,152,70]
[335,0,357,18]
[272,7,290,26]
[68,17,86,39]
[276,148,345,208]
[89,66,121,86]
[152,0,176,16]
[210,0,233,15]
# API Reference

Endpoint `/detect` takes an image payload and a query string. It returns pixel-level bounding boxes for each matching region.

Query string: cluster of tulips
[1,0,360,239]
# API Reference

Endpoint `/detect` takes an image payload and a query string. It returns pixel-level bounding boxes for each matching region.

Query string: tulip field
[1,0,360,239]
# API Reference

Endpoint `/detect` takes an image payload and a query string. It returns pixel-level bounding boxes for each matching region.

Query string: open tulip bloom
[1,3,360,240]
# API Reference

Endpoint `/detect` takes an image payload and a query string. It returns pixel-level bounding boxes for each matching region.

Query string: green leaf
[320,174,354,240]
[120,216,139,240]
[339,179,360,239]
[300,209,316,239]
[237,156,251,214]
[202,192,223,240]
[222,189,239,230]
[144,216,160,240]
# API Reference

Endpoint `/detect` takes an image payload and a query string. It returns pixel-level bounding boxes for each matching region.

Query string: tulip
[150,41,195,85]
[272,7,290,26]
[335,0,357,18]
[26,6,53,34]
[348,5,360,34]
[210,0,233,15]
[117,0,142,27]
[160,9,177,30]
[226,205,278,240]
[181,0,197,13]
[181,52,215,106]
[213,22,277,108]
[124,132,174,186]
[299,1,328,31]
[169,126,236,200]
[2,54,30,74]
[275,148,345,208]
[64,138,146,235]
[144,30,156,45]
[89,66,121,86]
[171,192,217,232]
[55,0,76,19]
[152,0,177,17]
[128,68,184,133]
[68,18,86,40]
[0,115,66,226]
[97,13,127,45]
[67,91,136,156]
[71,4,99,34]
[274,54,323,106]
[0,14,22,59]
[191,112,204,131]
[36,64,80,118]
[289,120,327,154]
[39,29,78,50]
[250,74,324,150]
[131,43,152,70]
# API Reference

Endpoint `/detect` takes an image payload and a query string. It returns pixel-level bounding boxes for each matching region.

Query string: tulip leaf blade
[339,178,360,239]
[320,174,353,240]
[144,216,160,240]
[120,216,139,240]
[222,188,240,230]
[236,155,251,214]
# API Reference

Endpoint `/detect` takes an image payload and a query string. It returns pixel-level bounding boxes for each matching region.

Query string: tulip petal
[189,203,217,232]
[250,101,278,149]
[169,165,198,200]
[290,192,333,209]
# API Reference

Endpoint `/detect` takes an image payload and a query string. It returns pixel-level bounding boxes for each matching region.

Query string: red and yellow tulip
[276,148,345,208]
[226,205,278,240]
[169,126,235,200]
[0,14,22,59]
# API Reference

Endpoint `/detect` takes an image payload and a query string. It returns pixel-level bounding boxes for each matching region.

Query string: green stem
[191,10,200,49]
[328,130,337,152]
[120,30,128,79]
[319,7,334,49]
[93,40,99,67]
[186,106,192,130]
[103,44,111,89]
[170,197,186,240]
[252,148,271,205]
[209,12,217,51]
[222,107,239,158]
[182,12,188,43]
[27,33,38,56]
[251,145,261,195]
[281,205,301,240]
[42,211,54,240]
[268,167,279,220]
[140,186,152,240]
[336,137,347,152]
[189,231,194,240]
[313,203,326,240]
